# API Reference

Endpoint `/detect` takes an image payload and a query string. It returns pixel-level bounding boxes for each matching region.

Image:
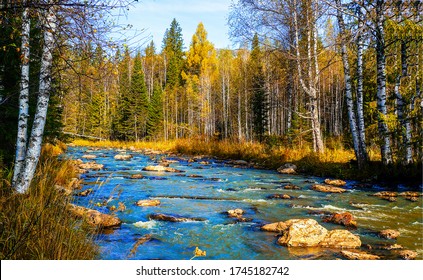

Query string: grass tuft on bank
[0,143,98,260]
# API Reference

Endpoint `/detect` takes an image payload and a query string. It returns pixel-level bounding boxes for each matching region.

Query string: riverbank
[0,143,98,259]
[71,139,422,188]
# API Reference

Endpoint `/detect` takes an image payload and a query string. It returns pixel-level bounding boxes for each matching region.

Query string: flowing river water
[67,146,422,260]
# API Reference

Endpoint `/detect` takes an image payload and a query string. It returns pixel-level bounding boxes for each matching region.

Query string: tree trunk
[15,4,57,193]
[335,0,364,168]
[13,3,31,188]
[375,0,393,165]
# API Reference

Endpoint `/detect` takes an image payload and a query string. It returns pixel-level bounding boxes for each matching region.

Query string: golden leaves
[190,247,206,260]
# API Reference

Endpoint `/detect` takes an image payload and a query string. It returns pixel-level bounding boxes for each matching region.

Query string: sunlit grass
[0,143,98,259]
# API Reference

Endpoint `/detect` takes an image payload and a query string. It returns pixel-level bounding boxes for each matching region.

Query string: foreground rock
[323,212,357,228]
[68,204,121,228]
[263,219,361,249]
[341,250,380,260]
[397,250,418,260]
[324,179,346,187]
[227,208,252,222]
[142,165,184,173]
[319,230,361,248]
[277,219,328,247]
[312,184,346,193]
[114,153,133,161]
[148,213,205,222]
[379,229,400,239]
[136,199,161,207]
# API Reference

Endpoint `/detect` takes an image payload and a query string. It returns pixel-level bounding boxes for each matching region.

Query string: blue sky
[119,0,234,50]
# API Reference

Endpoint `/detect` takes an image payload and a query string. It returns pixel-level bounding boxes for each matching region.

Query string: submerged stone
[341,250,380,260]
[149,213,205,222]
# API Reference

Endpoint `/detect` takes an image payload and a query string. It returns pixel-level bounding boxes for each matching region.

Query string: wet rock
[188,174,204,178]
[311,184,346,193]
[267,194,292,199]
[78,161,104,171]
[383,196,397,202]
[340,250,380,260]
[82,154,97,160]
[379,229,400,239]
[230,160,249,166]
[131,174,144,179]
[277,219,328,247]
[277,163,297,174]
[128,234,153,257]
[405,196,418,202]
[142,165,184,173]
[136,199,161,207]
[261,221,289,233]
[381,244,403,250]
[148,213,205,222]
[283,184,301,190]
[114,153,133,161]
[199,161,210,165]
[227,208,245,218]
[319,230,361,249]
[397,250,418,260]
[68,204,121,228]
[399,191,422,197]
[75,188,93,197]
[323,212,357,228]
[373,191,398,197]
[324,179,346,187]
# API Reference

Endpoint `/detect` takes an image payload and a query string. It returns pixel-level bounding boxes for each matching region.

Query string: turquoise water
[67,147,423,260]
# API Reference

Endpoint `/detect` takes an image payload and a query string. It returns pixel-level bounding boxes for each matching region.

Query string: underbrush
[0,143,98,259]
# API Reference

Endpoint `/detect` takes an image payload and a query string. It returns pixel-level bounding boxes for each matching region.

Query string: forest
[0,0,422,261]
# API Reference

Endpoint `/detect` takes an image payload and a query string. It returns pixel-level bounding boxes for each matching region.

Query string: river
[67,146,422,260]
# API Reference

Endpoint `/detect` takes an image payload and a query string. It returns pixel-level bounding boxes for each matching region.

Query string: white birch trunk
[335,0,364,167]
[15,4,57,193]
[13,3,31,188]
[375,0,393,165]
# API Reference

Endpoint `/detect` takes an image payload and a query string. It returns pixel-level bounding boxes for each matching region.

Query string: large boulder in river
[379,229,400,239]
[324,179,346,187]
[277,219,328,247]
[312,184,346,193]
[323,212,357,228]
[319,230,361,249]
[68,204,121,228]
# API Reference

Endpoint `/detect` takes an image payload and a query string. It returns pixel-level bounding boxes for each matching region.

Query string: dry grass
[0,143,98,259]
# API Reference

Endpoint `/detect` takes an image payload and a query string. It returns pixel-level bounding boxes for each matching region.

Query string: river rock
[379,229,400,239]
[148,213,205,222]
[324,179,346,187]
[75,188,93,197]
[136,199,161,207]
[68,204,121,228]
[142,165,184,173]
[261,221,289,233]
[340,250,380,260]
[277,219,328,247]
[323,212,357,228]
[397,250,418,260]
[373,191,398,197]
[319,230,361,249]
[82,154,97,159]
[114,153,133,161]
[268,194,292,199]
[283,184,301,190]
[131,174,144,179]
[277,168,296,175]
[227,208,245,218]
[231,160,249,166]
[399,191,422,197]
[405,196,418,202]
[78,161,104,171]
[311,184,346,193]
